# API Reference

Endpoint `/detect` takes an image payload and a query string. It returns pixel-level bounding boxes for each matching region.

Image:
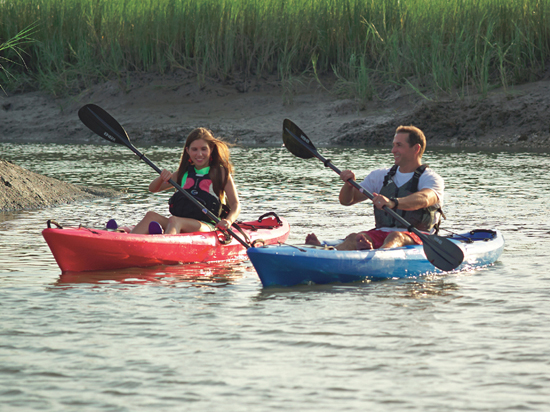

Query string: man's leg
[335,233,374,250]
[306,230,378,250]
[380,231,417,248]
[305,233,322,245]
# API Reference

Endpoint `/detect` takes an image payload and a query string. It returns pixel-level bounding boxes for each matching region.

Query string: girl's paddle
[282,118,464,271]
[78,104,250,249]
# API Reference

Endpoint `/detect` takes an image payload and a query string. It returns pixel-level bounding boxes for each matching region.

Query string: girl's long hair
[176,128,234,199]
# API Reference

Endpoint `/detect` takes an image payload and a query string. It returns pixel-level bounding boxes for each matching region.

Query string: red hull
[42,216,290,272]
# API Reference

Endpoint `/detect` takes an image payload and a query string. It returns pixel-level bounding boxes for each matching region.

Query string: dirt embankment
[0,159,120,212]
[334,81,550,148]
[2,72,550,148]
[1,72,549,211]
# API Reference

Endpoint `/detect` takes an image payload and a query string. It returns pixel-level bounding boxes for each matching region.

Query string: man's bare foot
[305,233,322,246]
[356,233,374,250]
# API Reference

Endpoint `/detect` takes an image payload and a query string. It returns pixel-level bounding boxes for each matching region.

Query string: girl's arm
[149,169,178,192]
[217,174,241,229]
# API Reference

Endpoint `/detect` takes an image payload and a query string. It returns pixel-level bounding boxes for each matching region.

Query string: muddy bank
[334,81,550,148]
[1,72,549,149]
[0,159,120,212]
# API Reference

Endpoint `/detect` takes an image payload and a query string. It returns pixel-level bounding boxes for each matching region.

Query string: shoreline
[0,159,121,213]
[1,74,549,212]
[1,73,549,150]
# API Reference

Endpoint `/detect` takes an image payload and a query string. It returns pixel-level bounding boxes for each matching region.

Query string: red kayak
[43,213,290,272]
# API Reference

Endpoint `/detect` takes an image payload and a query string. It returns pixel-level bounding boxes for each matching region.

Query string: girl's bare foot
[305,233,322,246]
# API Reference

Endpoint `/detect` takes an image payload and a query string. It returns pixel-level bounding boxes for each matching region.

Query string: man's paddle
[282,118,464,271]
[77,104,250,249]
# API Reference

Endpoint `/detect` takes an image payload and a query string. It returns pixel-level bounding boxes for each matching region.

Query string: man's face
[391,133,419,166]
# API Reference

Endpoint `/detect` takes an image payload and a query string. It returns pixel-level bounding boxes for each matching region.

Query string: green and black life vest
[374,164,442,233]
[168,166,222,223]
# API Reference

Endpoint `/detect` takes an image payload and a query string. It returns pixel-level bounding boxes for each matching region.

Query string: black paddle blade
[282,119,316,159]
[423,235,465,271]
[78,104,130,145]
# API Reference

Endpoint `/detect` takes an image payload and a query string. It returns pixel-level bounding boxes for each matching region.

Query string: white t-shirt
[358,167,444,233]
[359,167,444,205]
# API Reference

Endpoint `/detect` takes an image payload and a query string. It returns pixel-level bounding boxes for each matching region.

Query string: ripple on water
[1,144,550,411]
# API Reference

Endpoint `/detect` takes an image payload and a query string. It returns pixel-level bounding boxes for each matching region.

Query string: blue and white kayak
[247,229,504,287]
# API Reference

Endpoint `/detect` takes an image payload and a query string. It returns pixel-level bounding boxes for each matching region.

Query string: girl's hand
[216,219,231,230]
[149,169,175,192]
[160,169,172,182]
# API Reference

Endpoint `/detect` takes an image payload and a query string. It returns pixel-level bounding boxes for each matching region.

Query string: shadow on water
[52,261,247,288]
[254,272,463,301]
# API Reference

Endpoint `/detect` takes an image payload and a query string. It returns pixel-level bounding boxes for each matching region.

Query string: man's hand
[372,193,395,209]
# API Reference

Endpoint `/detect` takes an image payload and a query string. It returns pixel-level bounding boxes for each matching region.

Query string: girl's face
[186,138,212,168]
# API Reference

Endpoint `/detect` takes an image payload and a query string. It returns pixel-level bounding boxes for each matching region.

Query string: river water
[1,142,550,411]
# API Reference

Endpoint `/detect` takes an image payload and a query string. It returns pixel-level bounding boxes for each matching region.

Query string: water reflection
[254,273,463,301]
[54,261,246,288]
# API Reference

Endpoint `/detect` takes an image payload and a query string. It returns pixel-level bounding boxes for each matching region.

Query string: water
[1,142,550,411]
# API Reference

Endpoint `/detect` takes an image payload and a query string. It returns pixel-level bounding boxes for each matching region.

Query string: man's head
[395,125,426,157]
[391,126,426,170]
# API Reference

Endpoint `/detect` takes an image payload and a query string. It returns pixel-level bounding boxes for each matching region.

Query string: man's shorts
[360,229,423,249]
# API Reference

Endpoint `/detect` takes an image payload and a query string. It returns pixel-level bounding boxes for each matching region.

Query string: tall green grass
[0,23,36,92]
[1,0,549,99]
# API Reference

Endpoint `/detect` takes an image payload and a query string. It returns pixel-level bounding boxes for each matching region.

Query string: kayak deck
[247,229,504,287]
[43,214,290,272]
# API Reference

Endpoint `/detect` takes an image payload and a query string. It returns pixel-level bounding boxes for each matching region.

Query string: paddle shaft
[80,105,250,249]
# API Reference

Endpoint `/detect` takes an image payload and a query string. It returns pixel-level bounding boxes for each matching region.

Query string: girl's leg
[130,211,169,234]
[165,216,214,234]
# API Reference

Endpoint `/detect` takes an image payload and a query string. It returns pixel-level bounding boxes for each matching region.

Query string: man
[305,125,444,250]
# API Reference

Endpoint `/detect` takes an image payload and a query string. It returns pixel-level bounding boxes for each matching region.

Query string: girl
[131,128,240,234]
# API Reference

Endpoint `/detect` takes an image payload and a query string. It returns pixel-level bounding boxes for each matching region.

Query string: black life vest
[168,167,222,222]
[374,164,442,232]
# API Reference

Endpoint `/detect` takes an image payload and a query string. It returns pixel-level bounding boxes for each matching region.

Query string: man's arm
[339,170,369,206]
[375,188,439,210]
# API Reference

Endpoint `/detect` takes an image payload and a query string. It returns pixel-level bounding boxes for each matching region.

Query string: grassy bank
[1,0,549,99]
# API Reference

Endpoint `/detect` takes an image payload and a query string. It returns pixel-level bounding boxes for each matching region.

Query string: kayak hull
[247,229,504,287]
[43,215,289,272]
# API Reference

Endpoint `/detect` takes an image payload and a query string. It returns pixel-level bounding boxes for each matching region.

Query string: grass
[0,23,37,93]
[1,0,549,99]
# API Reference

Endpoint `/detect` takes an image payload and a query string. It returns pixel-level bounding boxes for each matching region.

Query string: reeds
[2,0,549,98]
[0,22,37,92]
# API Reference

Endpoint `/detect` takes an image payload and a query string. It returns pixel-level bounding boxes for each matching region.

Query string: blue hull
[247,229,504,287]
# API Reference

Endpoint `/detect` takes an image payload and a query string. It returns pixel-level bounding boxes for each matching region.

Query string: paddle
[282,118,464,271]
[78,104,250,249]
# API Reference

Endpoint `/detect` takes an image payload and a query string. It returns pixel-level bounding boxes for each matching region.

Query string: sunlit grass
[0,23,36,93]
[1,0,549,99]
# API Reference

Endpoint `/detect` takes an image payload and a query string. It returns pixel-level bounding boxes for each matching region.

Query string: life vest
[168,166,222,222]
[374,164,442,233]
